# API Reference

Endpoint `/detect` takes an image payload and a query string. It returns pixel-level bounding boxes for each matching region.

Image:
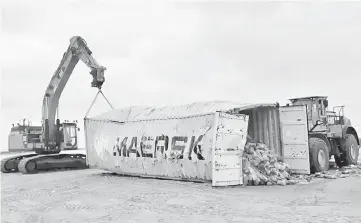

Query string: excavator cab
[61,121,78,150]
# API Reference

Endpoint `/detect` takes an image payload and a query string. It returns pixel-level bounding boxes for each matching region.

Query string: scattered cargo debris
[288,165,361,185]
[313,164,361,179]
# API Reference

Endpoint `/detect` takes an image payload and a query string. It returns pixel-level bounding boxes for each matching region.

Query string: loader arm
[42,36,106,151]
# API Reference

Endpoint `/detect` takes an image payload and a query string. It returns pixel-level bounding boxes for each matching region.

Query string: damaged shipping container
[84,101,311,187]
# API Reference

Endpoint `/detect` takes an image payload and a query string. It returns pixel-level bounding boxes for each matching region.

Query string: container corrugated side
[240,107,282,156]
[84,113,217,181]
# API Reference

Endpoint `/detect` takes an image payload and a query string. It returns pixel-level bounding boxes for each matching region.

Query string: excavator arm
[42,36,106,152]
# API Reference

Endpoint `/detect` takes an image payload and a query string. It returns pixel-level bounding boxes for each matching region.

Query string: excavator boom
[42,36,106,152]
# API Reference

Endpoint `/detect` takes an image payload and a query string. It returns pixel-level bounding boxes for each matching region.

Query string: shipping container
[85,101,310,187]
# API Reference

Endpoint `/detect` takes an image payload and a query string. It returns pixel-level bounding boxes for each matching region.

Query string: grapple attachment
[90,66,106,89]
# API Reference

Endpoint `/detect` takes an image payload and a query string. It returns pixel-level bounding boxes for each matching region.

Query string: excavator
[1,36,106,174]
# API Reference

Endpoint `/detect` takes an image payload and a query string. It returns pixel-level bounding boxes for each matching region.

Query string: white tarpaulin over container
[88,101,276,122]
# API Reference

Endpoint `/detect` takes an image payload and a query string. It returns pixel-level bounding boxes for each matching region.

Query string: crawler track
[1,154,39,173]
[18,153,87,174]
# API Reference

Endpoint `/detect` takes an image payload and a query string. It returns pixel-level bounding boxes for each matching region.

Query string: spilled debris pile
[242,140,294,186]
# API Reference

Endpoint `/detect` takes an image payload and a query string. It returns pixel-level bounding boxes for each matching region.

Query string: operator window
[318,100,324,116]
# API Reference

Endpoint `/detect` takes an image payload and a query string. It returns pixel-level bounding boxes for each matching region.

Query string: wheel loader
[288,96,360,173]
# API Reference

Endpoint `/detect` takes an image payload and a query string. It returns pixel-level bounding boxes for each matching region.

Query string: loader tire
[342,134,359,166]
[309,137,330,173]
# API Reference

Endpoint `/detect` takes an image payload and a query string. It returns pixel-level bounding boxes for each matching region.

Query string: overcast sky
[1,0,361,151]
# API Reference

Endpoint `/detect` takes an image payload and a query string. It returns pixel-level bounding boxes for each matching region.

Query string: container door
[279,105,310,174]
[212,112,249,187]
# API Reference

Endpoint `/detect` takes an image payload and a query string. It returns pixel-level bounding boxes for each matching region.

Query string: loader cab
[61,121,79,150]
[288,96,329,132]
